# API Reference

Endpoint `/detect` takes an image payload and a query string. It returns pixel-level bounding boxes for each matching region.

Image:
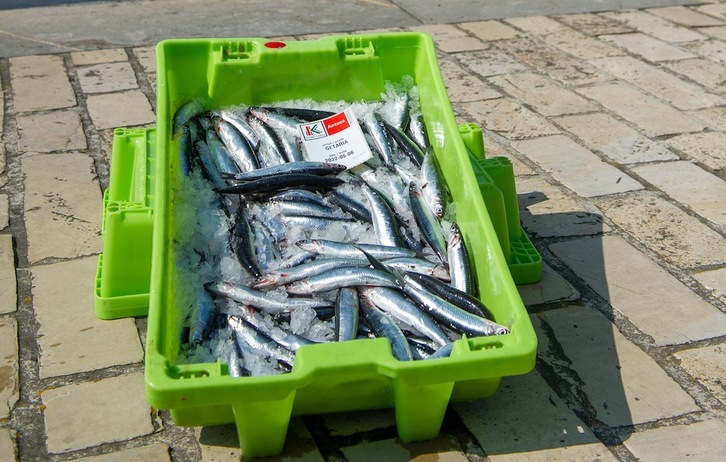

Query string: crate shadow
[450,190,633,458]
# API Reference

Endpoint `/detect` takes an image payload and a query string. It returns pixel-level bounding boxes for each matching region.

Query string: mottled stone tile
[71,48,128,65]
[511,135,643,197]
[600,33,695,61]
[488,73,597,116]
[662,58,726,96]
[0,235,14,315]
[455,48,528,78]
[77,61,138,94]
[555,113,677,164]
[675,343,726,405]
[633,160,726,228]
[340,436,467,462]
[72,444,170,461]
[455,370,617,461]
[86,90,155,129]
[458,20,519,41]
[16,110,87,152]
[648,5,724,27]
[517,263,580,306]
[32,257,144,378]
[536,306,699,426]
[595,191,726,269]
[22,153,102,263]
[461,99,559,141]
[438,56,501,103]
[550,235,726,345]
[0,430,16,462]
[693,267,726,305]
[602,10,707,42]
[410,24,487,53]
[42,373,152,453]
[577,83,706,137]
[0,318,18,420]
[9,55,76,112]
[666,131,726,173]
[624,419,726,461]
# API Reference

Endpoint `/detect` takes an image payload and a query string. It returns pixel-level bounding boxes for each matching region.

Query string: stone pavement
[2,1,726,461]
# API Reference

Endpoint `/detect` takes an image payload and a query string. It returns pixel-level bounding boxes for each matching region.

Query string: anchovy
[247,114,287,167]
[400,274,509,337]
[405,272,493,321]
[262,106,336,122]
[448,222,475,296]
[296,239,417,259]
[335,287,359,342]
[242,313,318,351]
[384,122,424,168]
[272,201,346,222]
[249,106,302,137]
[206,128,241,175]
[360,300,413,361]
[216,119,259,172]
[218,110,261,152]
[362,112,396,168]
[228,315,295,370]
[178,124,192,177]
[228,340,244,377]
[266,189,328,207]
[193,136,227,191]
[223,162,346,182]
[408,181,447,264]
[190,287,216,345]
[231,202,262,278]
[173,99,205,135]
[360,286,449,347]
[426,342,455,360]
[207,281,333,314]
[218,173,344,195]
[407,111,431,155]
[362,183,404,248]
[326,188,373,223]
[382,257,450,281]
[253,258,369,289]
[421,152,445,218]
[286,266,401,294]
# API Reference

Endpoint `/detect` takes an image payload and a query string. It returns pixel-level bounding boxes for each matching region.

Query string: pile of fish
[171,80,509,377]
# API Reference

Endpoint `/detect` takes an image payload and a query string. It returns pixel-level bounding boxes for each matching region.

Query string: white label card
[298,108,373,168]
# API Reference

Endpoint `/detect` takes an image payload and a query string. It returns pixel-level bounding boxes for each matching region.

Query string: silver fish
[253,258,369,289]
[228,315,295,370]
[207,281,332,314]
[448,222,475,296]
[361,286,449,347]
[360,300,413,361]
[362,112,396,168]
[335,287,359,342]
[420,151,445,218]
[362,183,404,248]
[190,287,216,345]
[408,181,447,264]
[286,266,401,294]
[216,119,259,173]
[218,110,261,152]
[296,239,417,260]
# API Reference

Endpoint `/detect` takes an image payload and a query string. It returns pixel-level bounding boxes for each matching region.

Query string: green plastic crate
[143,33,539,458]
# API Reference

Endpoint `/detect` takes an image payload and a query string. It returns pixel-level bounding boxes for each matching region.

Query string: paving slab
[695,2,726,20]
[517,175,608,237]
[577,82,706,137]
[517,262,581,306]
[595,191,726,269]
[693,267,726,305]
[86,90,155,129]
[454,370,617,461]
[41,372,153,453]
[0,194,7,230]
[493,36,614,86]
[481,138,535,176]
[21,153,102,264]
[555,112,677,164]
[8,55,76,112]
[322,408,396,436]
[695,25,726,40]
[0,429,16,462]
[437,56,501,103]
[488,73,597,116]
[458,20,519,41]
[542,28,625,59]
[16,110,87,152]
[674,343,726,405]
[32,256,144,378]
[0,318,18,420]
[600,32,696,61]
[340,436,467,462]
[648,5,725,26]
[602,9,708,42]
[0,235,15,315]
[662,57,726,95]
[588,55,725,110]
[550,235,726,345]
[556,12,634,35]
[623,418,726,461]
[535,305,700,426]
[410,24,487,53]
[70,48,129,66]
[632,160,726,228]
[455,48,529,78]
[511,135,643,197]
[77,61,138,94]
[462,99,559,140]
[665,131,726,172]
[196,419,322,461]
[681,38,726,62]
[691,105,726,130]
[73,444,170,462]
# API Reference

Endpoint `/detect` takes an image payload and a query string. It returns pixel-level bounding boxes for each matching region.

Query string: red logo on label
[324,112,350,135]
